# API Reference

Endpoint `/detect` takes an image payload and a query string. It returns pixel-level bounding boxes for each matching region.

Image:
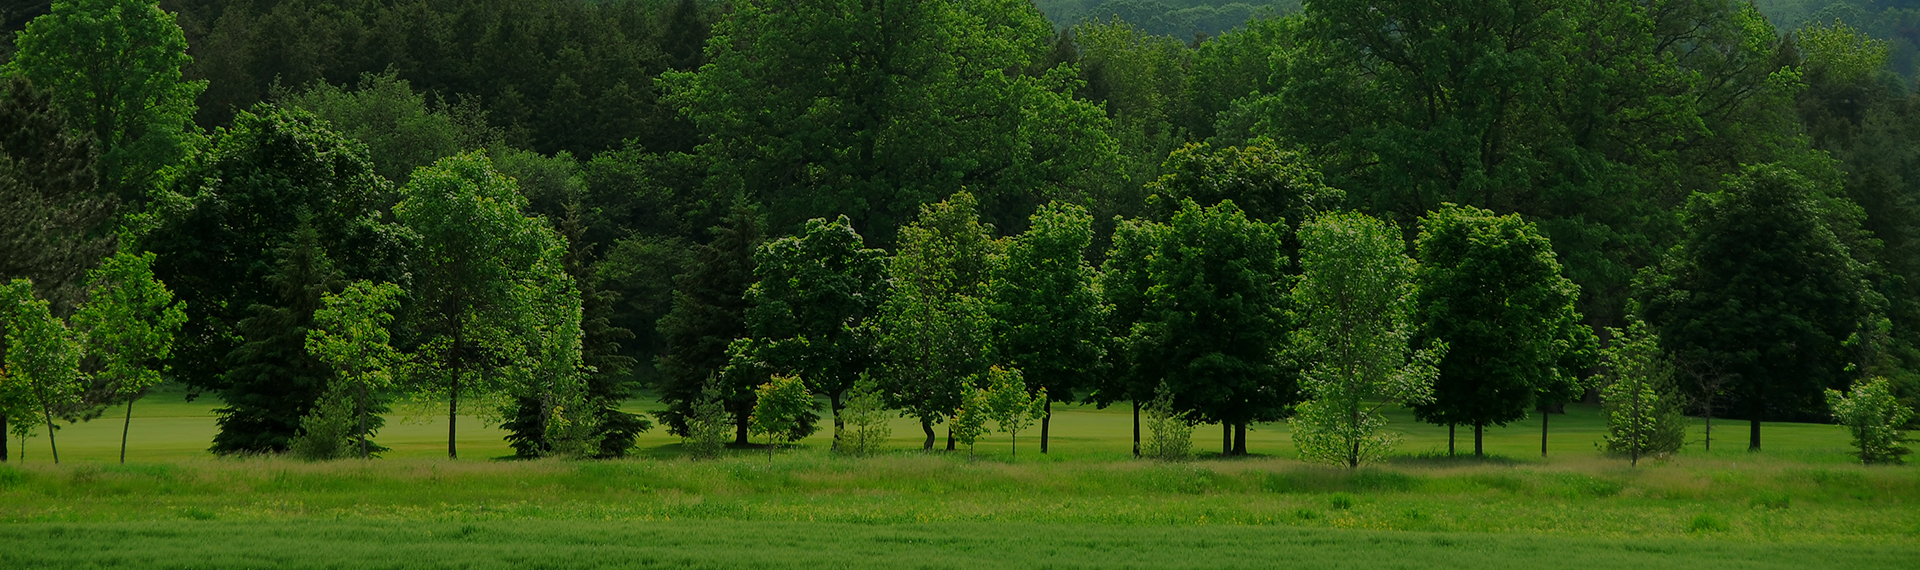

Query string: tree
[877,194,999,450]
[303,280,402,460]
[70,249,184,464]
[988,201,1104,454]
[1600,318,1688,466]
[737,215,888,449]
[397,151,576,459]
[1145,142,1341,229]
[950,386,991,457]
[683,376,730,460]
[277,71,494,185]
[982,366,1046,459]
[1409,204,1594,457]
[144,105,402,453]
[1289,211,1444,468]
[1640,164,1872,451]
[656,201,762,445]
[1825,377,1913,465]
[1141,381,1192,462]
[288,382,355,461]
[0,76,114,317]
[750,374,813,460]
[838,375,891,456]
[1089,217,1166,457]
[664,0,1115,240]
[1127,199,1292,455]
[1,279,85,463]
[4,0,204,202]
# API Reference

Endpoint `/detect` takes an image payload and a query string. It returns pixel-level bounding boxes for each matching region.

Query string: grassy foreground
[1,391,1914,568]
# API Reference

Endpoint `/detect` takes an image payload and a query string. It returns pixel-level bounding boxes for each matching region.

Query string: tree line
[0,0,1914,465]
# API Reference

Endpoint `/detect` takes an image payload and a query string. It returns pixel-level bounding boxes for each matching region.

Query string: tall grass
[2,450,1914,543]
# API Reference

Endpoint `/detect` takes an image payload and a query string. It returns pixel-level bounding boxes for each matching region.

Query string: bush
[683,376,730,460]
[289,387,354,461]
[1142,381,1192,461]
[1825,377,1914,464]
[838,375,891,456]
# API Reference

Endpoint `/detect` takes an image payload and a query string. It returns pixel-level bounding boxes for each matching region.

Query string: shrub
[289,386,354,461]
[1825,377,1914,464]
[1142,381,1192,462]
[683,376,730,460]
[838,375,891,456]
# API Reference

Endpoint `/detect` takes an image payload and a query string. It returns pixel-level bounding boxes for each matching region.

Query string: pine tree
[656,200,762,444]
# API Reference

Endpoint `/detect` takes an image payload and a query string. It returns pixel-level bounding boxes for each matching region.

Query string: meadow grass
[1,390,1913,568]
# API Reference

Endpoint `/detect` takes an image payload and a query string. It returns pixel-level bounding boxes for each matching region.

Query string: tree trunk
[1040,400,1051,454]
[447,376,459,459]
[1703,404,1713,452]
[1748,417,1761,452]
[1447,424,1454,457]
[1131,400,1140,458]
[1540,411,1549,458]
[1473,423,1484,457]
[920,418,935,451]
[735,416,751,446]
[1222,422,1231,455]
[1233,423,1247,456]
[946,424,955,451]
[359,382,370,460]
[829,393,845,451]
[1,415,8,462]
[42,404,59,464]
[121,399,134,464]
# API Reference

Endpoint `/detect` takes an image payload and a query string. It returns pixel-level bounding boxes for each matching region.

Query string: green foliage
[1142,381,1193,461]
[1600,319,1689,466]
[1824,377,1913,464]
[683,376,730,460]
[73,250,183,404]
[287,384,355,462]
[304,280,402,460]
[3,0,203,201]
[982,366,1047,459]
[988,201,1104,423]
[0,76,113,315]
[1,279,85,461]
[750,374,813,458]
[1411,204,1594,436]
[277,71,495,185]
[144,104,402,453]
[1290,211,1444,468]
[1146,142,1340,227]
[950,386,992,456]
[838,375,891,457]
[656,201,761,442]
[396,151,578,458]
[877,194,1000,449]
[1640,164,1871,447]
[735,215,887,446]
[665,0,1116,239]
[1122,199,1291,451]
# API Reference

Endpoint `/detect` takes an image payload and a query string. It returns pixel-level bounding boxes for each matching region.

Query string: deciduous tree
[71,250,184,463]
[1825,377,1913,465]
[1289,212,1443,468]
[989,201,1104,453]
[303,280,402,460]
[1600,318,1687,466]
[750,373,812,460]
[877,194,999,450]
[1,279,84,463]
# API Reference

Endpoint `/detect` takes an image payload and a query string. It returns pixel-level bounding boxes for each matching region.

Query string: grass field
[1,389,1914,568]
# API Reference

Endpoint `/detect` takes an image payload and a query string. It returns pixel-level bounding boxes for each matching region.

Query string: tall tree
[144,105,402,453]
[1089,217,1166,456]
[1289,211,1443,468]
[0,76,113,316]
[664,0,1115,241]
[1640,164,1872,451]
[396,151,577,459]
[988,201,1105,453]
[1409,204,1594,457]
[876,194,1000,450]
[1127,200,1293,455]
[1,279,85,463]
[736,215,888,448]
[4,0,203,202]
[213,225,342,454]
[655,201,762,444]
[70,249,183,464]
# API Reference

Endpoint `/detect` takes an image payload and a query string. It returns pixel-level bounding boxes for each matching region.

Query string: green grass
[0,390,1912,568]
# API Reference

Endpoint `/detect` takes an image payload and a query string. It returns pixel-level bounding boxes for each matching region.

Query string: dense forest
[0,0,1915,463]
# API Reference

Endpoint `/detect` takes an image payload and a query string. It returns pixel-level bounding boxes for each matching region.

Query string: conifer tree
[656,201,762,444]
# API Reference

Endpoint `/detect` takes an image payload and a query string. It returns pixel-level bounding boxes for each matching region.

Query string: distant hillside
[1034,0,1300,40]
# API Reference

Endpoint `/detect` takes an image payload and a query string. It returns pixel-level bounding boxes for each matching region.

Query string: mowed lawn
[4,387,1864,463]
[2,388,1914,569]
